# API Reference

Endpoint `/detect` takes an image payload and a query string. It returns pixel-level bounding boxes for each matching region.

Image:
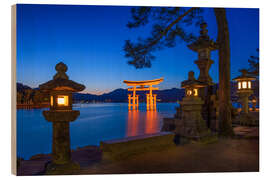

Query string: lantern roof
[188,22,218,52]
[39,62,85,92]
[233,69,256,81]
[181,71,207,88]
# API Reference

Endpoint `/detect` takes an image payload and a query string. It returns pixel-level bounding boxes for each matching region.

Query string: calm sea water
[17,103,177,159]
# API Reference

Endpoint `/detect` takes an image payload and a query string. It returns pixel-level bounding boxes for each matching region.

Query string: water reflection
[145,111,159,134]
[18,103,177,159]
[126,110,160,137]
[126,110,139,137]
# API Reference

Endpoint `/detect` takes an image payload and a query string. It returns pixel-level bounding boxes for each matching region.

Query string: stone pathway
[233,126,259,138]
[79,138,259,174]
[17,127,259,175]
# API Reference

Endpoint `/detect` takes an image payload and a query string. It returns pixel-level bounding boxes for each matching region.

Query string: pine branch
[143,7,197,50]
[124,7,198,68]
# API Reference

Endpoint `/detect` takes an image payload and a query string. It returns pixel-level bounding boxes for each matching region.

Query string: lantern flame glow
[238,82,241,89]
[194,89,198,96]
[248,81,251,89]
[242,81,247,89]
[50,96,53,106]
[187,90,192,96]
[57,96,68,106]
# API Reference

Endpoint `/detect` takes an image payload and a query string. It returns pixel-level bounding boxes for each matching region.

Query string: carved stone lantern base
[234,112,259,126]
[175,96,210,139]
[238,91,253,114]
[45,161,80,175]
[43,110,80,174]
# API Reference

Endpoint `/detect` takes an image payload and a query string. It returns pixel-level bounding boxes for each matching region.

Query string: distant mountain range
[16,82,185,103]
[17,80,259,104]
[72,88,185,103]
[17,83,32,92]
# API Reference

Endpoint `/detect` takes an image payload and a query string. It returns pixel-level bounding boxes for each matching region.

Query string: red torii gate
[123,78,164,111]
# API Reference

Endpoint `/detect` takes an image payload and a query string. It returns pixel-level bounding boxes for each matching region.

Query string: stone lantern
[39,62,85,174]
[187,22,218,130]
[175,71,210,139]
[188,22,217,85]
[233,69,256,114]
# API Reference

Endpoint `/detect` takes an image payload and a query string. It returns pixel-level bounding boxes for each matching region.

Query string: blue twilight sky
[16,4,259,94]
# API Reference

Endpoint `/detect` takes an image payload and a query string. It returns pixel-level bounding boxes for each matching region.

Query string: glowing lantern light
[233,69,256,114]
[242,81,247,89]
[57,95,68,106]
[187,90,192,96]
[233,69,255,91]
[238,82,241,89]
[50,96,53,106]
[181,71,207,98]
[193,88,198,96]
[57,97,65,105]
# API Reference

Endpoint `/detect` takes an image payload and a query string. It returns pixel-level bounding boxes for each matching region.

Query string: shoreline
[16,102,179,109]
[17,145,102,176]
[17,104,49,109]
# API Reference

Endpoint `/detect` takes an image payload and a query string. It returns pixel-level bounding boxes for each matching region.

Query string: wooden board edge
[11,4,17,175]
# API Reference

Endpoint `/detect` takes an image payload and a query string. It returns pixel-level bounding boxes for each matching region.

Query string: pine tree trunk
[214,8,234,136]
